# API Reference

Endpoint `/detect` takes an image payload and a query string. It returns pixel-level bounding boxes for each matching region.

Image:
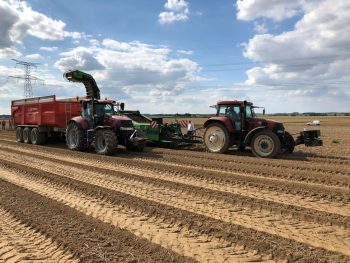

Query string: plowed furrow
[0,167,276,263]
[2,148,349,222]
[129,154,350,188]
[1,159,349,260]
[1,144,349,210]
[0,174,196,263]
[148,147,350,175]
[0,208,78,263]
[1,138,350,188]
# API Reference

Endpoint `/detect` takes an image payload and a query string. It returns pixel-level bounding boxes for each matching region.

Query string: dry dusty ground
[0,116,349,262]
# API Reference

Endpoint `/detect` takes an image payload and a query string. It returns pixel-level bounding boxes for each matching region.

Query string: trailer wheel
[66,122,86,151]
[23,127,32,144]
[283,131,295,153]
[95,129,117,155]
[204,123,230,153]
[31,128,47,145]
[251,130,280,158]
[16,127,24,143]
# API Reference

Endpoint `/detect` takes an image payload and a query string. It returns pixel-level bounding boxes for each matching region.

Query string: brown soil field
[0,116,349,262]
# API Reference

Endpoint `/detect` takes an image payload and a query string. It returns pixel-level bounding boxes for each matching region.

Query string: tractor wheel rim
[96,135,106,150]
[68,129,77,146]
[254,135,274,156]
[205,127,225,151]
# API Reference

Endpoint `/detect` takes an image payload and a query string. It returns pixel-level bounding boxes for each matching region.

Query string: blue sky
[0,0,349,114]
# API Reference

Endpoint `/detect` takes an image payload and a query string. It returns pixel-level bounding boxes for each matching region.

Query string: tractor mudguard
[69,116,89,130]
[244,126,266,145]
[204,117,235,133]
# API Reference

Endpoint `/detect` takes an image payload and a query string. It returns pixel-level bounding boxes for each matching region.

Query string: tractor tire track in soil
[0,207,78,263]
[0,175,195,263]
[1,142,349,217]
[0,132,350,262]
[0,164,275,263]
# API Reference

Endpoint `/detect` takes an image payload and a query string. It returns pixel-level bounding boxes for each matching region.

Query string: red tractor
[203,100,322,158]
[12,70,145,155]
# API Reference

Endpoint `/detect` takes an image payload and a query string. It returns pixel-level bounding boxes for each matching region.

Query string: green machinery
[118,110,200,147]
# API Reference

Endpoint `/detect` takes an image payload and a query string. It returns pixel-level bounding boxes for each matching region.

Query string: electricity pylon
[8,59,44,98]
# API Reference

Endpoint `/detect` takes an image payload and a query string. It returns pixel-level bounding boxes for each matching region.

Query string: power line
[8,59,44,98]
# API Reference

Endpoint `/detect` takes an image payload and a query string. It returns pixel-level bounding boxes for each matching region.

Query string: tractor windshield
[95,103,114,117]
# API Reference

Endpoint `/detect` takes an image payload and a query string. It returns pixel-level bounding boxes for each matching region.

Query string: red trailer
[12,95,84,144]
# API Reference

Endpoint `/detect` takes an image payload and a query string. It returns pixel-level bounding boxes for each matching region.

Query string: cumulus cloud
[177,49,193,55]
[39,46,58,52]
[25,53,42,59]
[159,0,189,24]
[236,0,306,21]
[54,38,201,104]
[238,0,350,110]
[0,0,81,58]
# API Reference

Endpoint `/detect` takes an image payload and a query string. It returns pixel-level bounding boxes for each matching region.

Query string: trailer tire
[16,127,24,143]
[95,129,117,155]
[23,127,32,144]
[31,128,47,145]
[283,131,295,153]
[66,122,86,151]
[204,122,230,153]
[251,130,280,158]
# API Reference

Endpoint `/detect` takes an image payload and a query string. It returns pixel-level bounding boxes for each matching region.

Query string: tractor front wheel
[251,130,281,158]
[94,129,118,155]
[66,122,86,151]
[204,123,230,153]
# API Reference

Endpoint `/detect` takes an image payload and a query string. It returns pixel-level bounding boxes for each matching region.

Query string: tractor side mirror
[263,109,265,115]
[120,102,125,111]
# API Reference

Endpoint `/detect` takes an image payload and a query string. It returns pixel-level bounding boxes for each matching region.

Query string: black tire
[16,127,23,143]
[95,129,118,155]
[23,127,32,144]
[283,131,295,153]
[251,130,281,158]
[66,122,86,151]
[31,128,47,145]
[204,123,231,153]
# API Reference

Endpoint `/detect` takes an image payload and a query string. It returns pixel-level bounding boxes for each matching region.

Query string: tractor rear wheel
[204,123,230,153]
[16,127,24,143]
[66,122,86,151]
[31,128,47,145]
[251,130,281,158]
[95,129,118,155]
[283,131,295,153]
[23,127,32,144]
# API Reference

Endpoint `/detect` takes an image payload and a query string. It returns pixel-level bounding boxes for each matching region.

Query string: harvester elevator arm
[63,70,101,100]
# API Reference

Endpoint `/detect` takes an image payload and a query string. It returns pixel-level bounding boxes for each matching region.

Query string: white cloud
[25,53,42,59]
[236,0,307,21]
[177,49,193,55]
[0,0,81,59]
[253,22,268,34]
[39,46,58,52]
[54,38,201,106]
[240,0,350,111]
[159,0,189,24]
[0,47,21,58]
